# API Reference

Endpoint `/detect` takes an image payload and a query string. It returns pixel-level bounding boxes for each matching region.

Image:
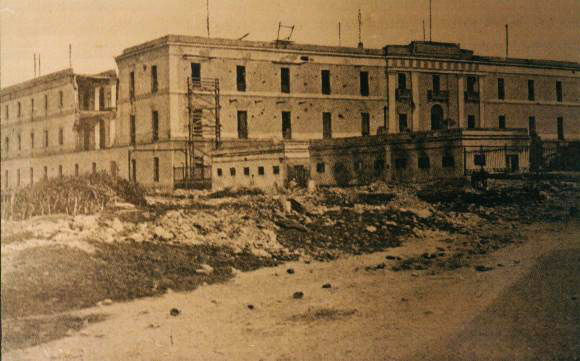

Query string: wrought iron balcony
[464,91,480,102]
[427,90,449,103]
[396,88,412,102]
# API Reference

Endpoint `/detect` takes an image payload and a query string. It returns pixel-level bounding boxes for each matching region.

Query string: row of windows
[394,155,456,170]
[216,165,281,177]
[3,128,64,153]
[129,111,159,145]
[4,162,95,188]
[4,91,64,120]
[129,157,160,182]
[497,78,564,102]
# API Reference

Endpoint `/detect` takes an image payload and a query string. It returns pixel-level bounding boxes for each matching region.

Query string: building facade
[1,35,578,191]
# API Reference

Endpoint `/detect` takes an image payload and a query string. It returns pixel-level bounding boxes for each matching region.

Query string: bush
[1,172,146,220]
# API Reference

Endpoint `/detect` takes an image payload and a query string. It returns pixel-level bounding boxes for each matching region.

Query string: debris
[247,304,255,310]
[287,268,295,274]
[322,283,332,289]
[196,264,214,275]
[292,291,304,299]
[366,225,377,233]
[170,308,181,316]
[474,265,494,272]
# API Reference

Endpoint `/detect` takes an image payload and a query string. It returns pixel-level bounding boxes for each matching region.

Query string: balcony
[396,88,412,102]
[464,91,480,103]
[427,90,449,103]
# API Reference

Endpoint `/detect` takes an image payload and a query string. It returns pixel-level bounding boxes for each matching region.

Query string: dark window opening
[474,154,486,166]
[323,112,332,139]
[354,161,363,173]
[131,159,136,182]
[498,115,506,129]
[557,117,564,140]
[152,111,159,143]
[236,65,246,92]
[44,94,48,111]
[5,105,9,119]
[92,162,96,175]
[360,71,369,96]
[398,73,407,89]
[130,114,136,145]
[17,102,21,117]
[361,112,370,136]
[59,91,64,107]
[282,111,292,140]
[230,168,236,176]
[442,155,455,168]
[31,132,35,149]
[258,166,265,176]
[243,167,250,176]
[237,111,248,139]
[151,65,158,93]
[43,166,48,180]
[467,76,476,93]
[44,130,49,148]
[399,113,408,132]
[31,98,35,114]
[528,79,535,101]
[467,115,475,129]
[281,67,290,93]
[528,116,536,134]
[273,165,280,175]
[498,78,505,100]
[374,159,385,174]
[431,105,444,130]
[191,63,201,80]
[217,168,223,177]
[321,70,331,95]
[17,134,21,151]
[4,137,8,152]
[153,157,160,182]
[17,169,21,186]
[395,158,407,170]
[99,87,105,110]
[75,164,79,177]
[129,71,135,100]
[58,165,63,178]
[432,74,440,93]
[99,120,106,149]
[316,162,325,173]
[556,81,562,102]
[418,156,430,169]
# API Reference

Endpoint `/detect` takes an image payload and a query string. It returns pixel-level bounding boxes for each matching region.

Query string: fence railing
[463,146,529,175]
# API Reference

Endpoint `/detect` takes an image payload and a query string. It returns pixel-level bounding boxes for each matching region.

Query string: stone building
[1,35,578,191]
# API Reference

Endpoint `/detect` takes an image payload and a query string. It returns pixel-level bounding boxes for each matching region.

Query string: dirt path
[5,221,579,361]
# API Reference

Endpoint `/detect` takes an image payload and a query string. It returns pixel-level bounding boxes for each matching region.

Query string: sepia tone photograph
[0,0,579,360]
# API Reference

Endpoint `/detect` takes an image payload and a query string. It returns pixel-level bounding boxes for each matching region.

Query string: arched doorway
[431,105,444,130]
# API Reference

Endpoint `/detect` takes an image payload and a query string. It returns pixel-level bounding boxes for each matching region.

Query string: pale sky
[1,0,578,87]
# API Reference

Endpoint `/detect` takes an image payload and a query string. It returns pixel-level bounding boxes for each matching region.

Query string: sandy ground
[4,221,579,361]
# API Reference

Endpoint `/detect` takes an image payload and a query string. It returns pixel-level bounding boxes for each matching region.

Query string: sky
[1,0,578,87]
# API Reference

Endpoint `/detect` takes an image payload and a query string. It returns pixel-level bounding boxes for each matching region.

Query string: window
[467,76,476,93]
[131,159,136,181]
[498,115,506,129]
[322,112,332,139]
[467,115,475,129]
[17,102,21,117]
[237,111,248,139]
[130,114,136,145]
[361,112,370,137]
[5,105,8,119]
[151,65,158,93]
[92,162,97,175]
[217,168,223,177]
[58,165,63,178]
[281,67,290,93]
[399,113,408,132]
[17,169,21,186]
[153,157,160,182]
[374,159,385,174]
[557,117,564,140]
[44,94,48,111]
[44,130,49,147]
[99,119,106,149]
[282,111,292,140]
[442,155,455,168]
[528,116,536,134]
[498,78,505,100]
[316,162,325,173]
[43,166,48,180]
[418,156,430,169]
[243,167,250,176]
[4,137,8,152]
[360,71,369,96]
[321,70,331,95]
[152,111,159,142]
[59,128,64,145]
[230,167,236,176]
[432,75,440,93]
[17,134,21,151]
[236,65,246,92]
[75,164,79,177]
[59,91,64,108]
[191,63,201,80]
[556,81,562,102]
[528,80,535,101]
[273,165,280,175]
[30,132,35,149]
[99,88,105,110]
[258,166,265,176]
[129,71,135,99]
[474,154,486,166]
[31,98,35,114]
[398,73,407,89]
[395,158,407,170]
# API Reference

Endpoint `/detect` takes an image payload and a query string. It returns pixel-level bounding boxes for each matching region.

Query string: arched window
[431,105,444,130]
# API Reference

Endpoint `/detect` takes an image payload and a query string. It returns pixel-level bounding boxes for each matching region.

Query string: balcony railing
[189,77,219,92]
[464,91,480,102]
[427,90,449,103]
[396,88,412,102]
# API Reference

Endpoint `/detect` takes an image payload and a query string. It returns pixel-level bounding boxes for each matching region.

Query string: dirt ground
[3,220,578,361]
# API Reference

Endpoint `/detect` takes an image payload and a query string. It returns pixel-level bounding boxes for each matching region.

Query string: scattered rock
[366,225,377,233]
[287,268,295,274]
[170,308,181,316]
[247,304,255,310]
[292,291,304,299]
[401,297,409,302]
[385,255,397,260]
[322,283,332,289]
[196,264,214,275]
[474,265,494,272]
[97,298,113,307]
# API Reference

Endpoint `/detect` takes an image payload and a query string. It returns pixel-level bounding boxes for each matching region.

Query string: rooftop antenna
[38,54,41,76]
[276,22,295,43]
[34,53,37,78]
[505,24,509,58]
[423,20,426,41]
[429,0,432,42]
[238,33,250,41]
[357,9,363,48]
[338,22,341,46]
[206,0,210,38]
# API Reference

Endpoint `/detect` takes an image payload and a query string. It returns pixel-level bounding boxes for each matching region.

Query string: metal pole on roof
[206,0,210,38]
[505,24,509,58]
[423,20,426,41]
[34,53,37,78]
[429,0,432,42]
[38,54,41,76]
[338,22,341,46]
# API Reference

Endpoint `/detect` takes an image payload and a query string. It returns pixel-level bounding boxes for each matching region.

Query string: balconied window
[281,67,290,93]
[427,74,448,102]
[236,65,246,92]
[464,76,479,102]
[396,73,411,102]
[498,78,505,100]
